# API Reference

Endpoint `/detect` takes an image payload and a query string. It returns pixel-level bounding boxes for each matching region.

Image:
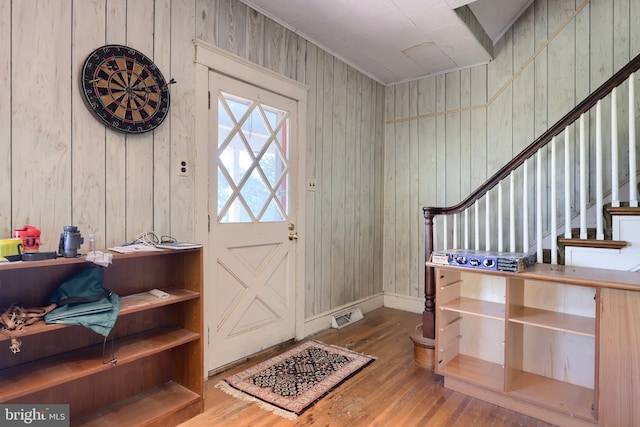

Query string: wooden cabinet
[0,249,204,426]
[432,262,640,427]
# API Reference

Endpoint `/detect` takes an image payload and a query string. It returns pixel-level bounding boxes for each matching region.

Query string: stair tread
[557,238,627,249]
[606,206,640,215]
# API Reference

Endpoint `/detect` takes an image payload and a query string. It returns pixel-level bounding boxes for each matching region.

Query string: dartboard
[81,45,170,134]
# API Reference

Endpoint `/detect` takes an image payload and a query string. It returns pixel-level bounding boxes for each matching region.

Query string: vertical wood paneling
[633,0,640,54]
[394,83,410,295]
[196,0,217,45]
[12,0,72,251]
[383,86,396,293]
[72,0,106,247]
[312,47,325,315]
[11,0,640,322]
[126,0,155,241]
[170,0,196,241]
[264,19,287,76]
[320,53,334,312]
[487,31,514,178]
[469,66,487,190]
[512,5,534,251]
[409,80,420,297]
[417,77,437,295]
[330,60,346,307]
[0,0,10,236]
[153,0,172,238]
[344,66,357,302]
[3,0,384,321]
[304,42,318,318]
[359,75,375,299]
[217,0,246,58]
[246,8,265,65]
[445,72,461,205]
[104,0,127,247]
[374,83,385,295]
[460,69,471,198]
[386,0,640,304]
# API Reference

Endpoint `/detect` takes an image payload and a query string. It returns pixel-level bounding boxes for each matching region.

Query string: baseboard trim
[383,293,424,313]
[303,293,384,336]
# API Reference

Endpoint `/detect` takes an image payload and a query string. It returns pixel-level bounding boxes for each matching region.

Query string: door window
[217,92,290,223]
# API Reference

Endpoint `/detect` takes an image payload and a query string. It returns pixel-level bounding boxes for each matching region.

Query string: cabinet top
[0,247,202,272]
[428,261,640,291]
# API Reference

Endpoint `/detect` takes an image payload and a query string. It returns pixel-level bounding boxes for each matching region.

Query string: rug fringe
[215,381,298,421]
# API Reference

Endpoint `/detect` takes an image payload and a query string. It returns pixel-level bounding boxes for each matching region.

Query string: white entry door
[207,71,299,372]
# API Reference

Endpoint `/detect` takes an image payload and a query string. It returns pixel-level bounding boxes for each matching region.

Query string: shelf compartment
[76,380,202,427]
[438,354,504,392]
[0,327,199,402]
[0,288,199,343]
[509,370,595,422]
[440,297,505,320]
[509,305,595,337]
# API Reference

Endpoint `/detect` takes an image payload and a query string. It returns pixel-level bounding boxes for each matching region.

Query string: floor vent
[331,307,363,329]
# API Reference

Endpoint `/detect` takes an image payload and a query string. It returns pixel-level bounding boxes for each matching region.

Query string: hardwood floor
[180,307,555,427]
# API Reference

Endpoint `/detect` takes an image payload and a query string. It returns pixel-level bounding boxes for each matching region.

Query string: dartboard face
[81,45,170,134]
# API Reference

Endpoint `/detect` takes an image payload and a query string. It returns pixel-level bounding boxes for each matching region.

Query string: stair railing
[421,53,640,340]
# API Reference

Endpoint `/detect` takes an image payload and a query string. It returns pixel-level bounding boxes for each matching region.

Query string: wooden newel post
[423,207,436,339]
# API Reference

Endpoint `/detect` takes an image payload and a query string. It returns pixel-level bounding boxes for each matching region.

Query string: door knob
[288,231,298,240]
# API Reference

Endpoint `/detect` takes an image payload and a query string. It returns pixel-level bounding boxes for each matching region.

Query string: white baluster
[523,159,529,252]
[596,100,604,240]
[551,136,558,264]
[475,201,480,250]
[536,150,543,262]
[464,209,469,249]
[630,74,638,207]
[498,182,504,252]
[510,172,516,252]
[579,113,587,239]
[443,214,448,250]
[485,191,491,251]
[564,127,572,238]
[611,87,620,207]
[453,213,458,249]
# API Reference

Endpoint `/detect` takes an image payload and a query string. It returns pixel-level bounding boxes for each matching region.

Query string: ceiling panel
[239,0,531,85]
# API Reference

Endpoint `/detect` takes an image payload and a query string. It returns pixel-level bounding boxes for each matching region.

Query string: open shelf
[76,381,201,427]
[508,305,595,337]
[0,288,199,342]
[509,370,595,422]
[440,297,505,320]
[0,249,204,425]
[438,354,504,391]
[0,326,199,402]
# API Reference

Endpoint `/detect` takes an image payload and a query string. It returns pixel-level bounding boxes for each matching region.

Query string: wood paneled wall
[0,0,385,318]
[384,0,640,298]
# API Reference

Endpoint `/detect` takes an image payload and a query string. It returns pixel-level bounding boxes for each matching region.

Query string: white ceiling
[239,0,532,85]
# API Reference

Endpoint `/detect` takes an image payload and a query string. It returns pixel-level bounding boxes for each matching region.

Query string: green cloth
[45,265,120,337]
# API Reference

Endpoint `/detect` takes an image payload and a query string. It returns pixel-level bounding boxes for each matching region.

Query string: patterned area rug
[216,340,375,420]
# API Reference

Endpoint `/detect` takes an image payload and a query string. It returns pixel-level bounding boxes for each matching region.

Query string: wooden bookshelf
[0,249,204,426]
[431,262,640,426]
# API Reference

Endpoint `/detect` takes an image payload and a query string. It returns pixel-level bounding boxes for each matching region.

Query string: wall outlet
[307,177,317,191]
[178,157,188,177]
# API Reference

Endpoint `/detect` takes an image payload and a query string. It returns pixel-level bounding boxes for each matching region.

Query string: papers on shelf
[108,244,163,254]
[155,243,202,250]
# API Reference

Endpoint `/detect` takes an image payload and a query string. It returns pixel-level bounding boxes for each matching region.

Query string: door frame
[194,40,309,376]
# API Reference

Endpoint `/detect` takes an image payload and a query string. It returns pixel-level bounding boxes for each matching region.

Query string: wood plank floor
[180,307,555,426]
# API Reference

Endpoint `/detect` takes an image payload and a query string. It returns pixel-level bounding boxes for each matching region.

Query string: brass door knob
[288,231,298,240]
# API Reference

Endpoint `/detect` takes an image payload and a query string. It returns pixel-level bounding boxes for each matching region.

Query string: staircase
[421,53,640,340]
